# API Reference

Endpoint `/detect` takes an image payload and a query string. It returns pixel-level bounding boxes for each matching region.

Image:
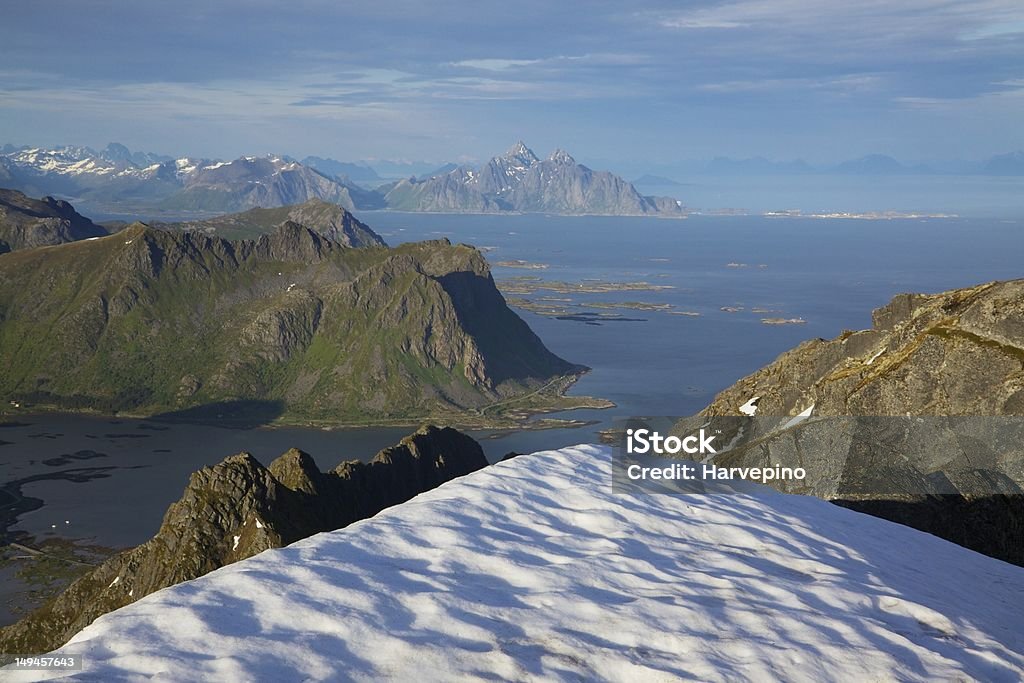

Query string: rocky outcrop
[383,142,685,217]
[0,188,107,252]
[675,280,1024,564]
[282,200,386,247]
[0,426,488,655]
[700,281,1024,419]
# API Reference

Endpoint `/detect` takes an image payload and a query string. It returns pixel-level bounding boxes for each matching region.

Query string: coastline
[0,372,615,433]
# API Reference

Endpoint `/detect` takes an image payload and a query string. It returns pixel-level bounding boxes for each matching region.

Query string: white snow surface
[12,445,1024,682]
[739,396,760,416]
[782,403,815,430]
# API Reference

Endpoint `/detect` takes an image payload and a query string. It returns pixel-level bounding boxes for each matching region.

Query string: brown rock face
[0,426,488,656]
[701,281,1024,419]
[675,280,1024,565]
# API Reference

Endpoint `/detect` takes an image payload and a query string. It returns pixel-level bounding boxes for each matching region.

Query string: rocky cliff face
[676,280,1024,564]
[508,149,671,215]
[0,426,488,655]
[383,142,684,217]
[0,189,108,252]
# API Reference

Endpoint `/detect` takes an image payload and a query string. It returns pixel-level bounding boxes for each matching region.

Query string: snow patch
[866,348,885,365]
[107,576,120,588]
[232,535,240,551]
[783,403,815,429]
[24,446,1024,682]
[739,396,760,416]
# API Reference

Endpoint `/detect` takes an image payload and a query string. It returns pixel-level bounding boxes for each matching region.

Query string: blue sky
[1,1,1022,165]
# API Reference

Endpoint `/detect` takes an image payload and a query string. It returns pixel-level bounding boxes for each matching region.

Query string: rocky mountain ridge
[159,198,386,247]
[0,218,587,425]
[700,280,1024,419]
[1,142,685,217]
[0,425,489,655]
[0,188,108,252]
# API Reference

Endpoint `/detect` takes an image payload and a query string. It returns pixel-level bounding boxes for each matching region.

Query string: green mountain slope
[0,223,590,426]
[161,198,386,246]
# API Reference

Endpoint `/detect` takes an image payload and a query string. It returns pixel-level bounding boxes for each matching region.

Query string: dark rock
[0,188,108,251]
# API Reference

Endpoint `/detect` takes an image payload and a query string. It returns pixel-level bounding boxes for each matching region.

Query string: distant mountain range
[983,150,1024,176]
[382,142,684,217]
[0,142,685,217]
[0,143,374,215]
[300,156,382,183]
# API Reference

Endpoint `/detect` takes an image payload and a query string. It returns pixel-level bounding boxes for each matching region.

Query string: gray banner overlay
[611,415,1024,497]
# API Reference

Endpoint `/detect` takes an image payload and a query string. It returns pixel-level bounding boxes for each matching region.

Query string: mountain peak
[504,141,538,163]
[547,148,576,165]
[101,142,133,162]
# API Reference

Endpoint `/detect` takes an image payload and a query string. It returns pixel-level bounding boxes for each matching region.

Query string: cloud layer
[1,1,1021,163]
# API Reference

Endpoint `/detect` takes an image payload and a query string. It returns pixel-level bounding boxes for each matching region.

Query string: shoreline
[0,394,616,434]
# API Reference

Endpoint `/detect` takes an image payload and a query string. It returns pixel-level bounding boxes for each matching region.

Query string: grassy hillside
[0,224,594,426]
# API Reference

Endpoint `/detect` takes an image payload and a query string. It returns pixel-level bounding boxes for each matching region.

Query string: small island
[494,260,549,269]
[761,317,807,325]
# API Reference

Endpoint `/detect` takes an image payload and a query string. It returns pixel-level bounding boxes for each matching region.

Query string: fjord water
[372,211,1024,419]
[4,213,1024,553]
